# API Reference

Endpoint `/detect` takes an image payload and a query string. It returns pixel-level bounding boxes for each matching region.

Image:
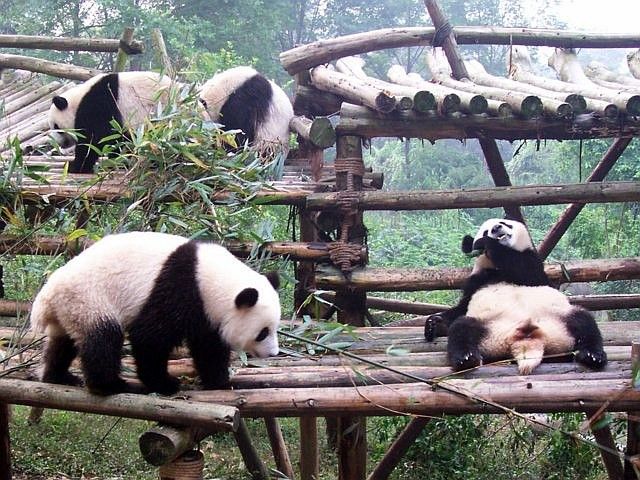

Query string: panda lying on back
[425,218,607,374]
[30,232,281,395]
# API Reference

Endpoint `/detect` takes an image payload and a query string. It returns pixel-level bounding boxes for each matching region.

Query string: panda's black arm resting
[424,269,502,341]
[483,237,550,286]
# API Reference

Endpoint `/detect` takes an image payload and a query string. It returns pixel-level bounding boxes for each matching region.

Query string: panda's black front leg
[186,326,232,390]
[424,305,465,341]
[564,308,608,370]
[447,316,487,371]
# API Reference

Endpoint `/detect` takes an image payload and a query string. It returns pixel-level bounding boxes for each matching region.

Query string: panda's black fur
[424,218,607,374]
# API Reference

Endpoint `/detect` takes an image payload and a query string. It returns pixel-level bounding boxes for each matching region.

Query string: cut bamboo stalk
[0,33,143,53]
[233,418,269,480]
[367,417,430,480]
[0,53,100,81]
[310,65,396,113]
[289,115,336,148]
[139,424,210,466]
[306,181,640,211]
[264,417,295,480]
[314,256,640,291]
[0,378,239,430]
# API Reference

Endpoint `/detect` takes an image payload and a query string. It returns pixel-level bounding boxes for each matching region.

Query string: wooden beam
[367,417,430,480]
[279,27,640,75]
[233,419,269,480]
[0,378,239,431]
[114,27,135,73]
[537,137,633,259]
[0,403,10,480]
[315,256,640,291]
[306,181,640,211]
[300,417,319,480]
[264,417,294,480]
[587,410,625,480]
[0,34,144,53]
[0,53,101,81]
[625,343,640,479]
[139,424,209,466]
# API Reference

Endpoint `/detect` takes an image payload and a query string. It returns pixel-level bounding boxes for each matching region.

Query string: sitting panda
[48,71,173,173]
[30,231,281,395]
[424,218,607,374]
[199,66,293,156]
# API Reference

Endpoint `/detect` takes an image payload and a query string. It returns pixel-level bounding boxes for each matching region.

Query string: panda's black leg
[128,323,180,395]
[79,320,128,395]
[564,308,608,370]
[447,316,487,371]
[186,327,231,390]
[41,333,81,386]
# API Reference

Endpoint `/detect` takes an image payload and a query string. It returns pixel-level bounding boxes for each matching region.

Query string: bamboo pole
[264,417,295,480]
[139,424,210,466]
[314,256,640,291]
[367,417,430,480]
[300,417,319,480]
[233,419,269,480]
[0,53,100,81]
[289,115,337,148]
[306,181,640,211]
[310,65,396,113]
[537,137,633,259]
[0,403,9,480]
[280,27,640,75]
[0,34,143,53]
[0,378,239,430]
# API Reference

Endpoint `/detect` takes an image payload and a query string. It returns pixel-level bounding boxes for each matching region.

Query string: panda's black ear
[53,96,68,110]
[461,235,475,253]
[264,271,280,290]
[235,288,259,308]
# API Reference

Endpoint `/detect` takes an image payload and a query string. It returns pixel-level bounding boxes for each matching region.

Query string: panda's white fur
[466,283,574,374]
[48,72,173,172]
[199,66,293,155]
[31,231,280,394]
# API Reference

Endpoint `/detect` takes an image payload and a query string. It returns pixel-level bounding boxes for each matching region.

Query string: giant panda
[30,231,281,395]
[48,71,174,174]
[199,66,293,156]
[424,218,607,374]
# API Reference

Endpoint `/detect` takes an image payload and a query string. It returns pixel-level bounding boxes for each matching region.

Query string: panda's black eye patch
[255,327,269,342]
[498,221,513,229]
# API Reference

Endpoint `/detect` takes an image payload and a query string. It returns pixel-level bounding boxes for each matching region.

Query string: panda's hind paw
[451,351,482,371]
[576,348,608,370]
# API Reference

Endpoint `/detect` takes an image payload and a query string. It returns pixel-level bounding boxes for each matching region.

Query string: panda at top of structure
[30,231,281,395]
[424,218,607,375]
[199,66,293,156]
[48,71,173,174]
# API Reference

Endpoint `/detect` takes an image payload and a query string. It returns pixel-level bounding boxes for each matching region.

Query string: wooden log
[0,300,32,317]
[2,81,63,116]
[585,61,640,88]
[335,103,640,142]
[624,343,640,479]
[0,403,10,480]
[338,416,367,480]
[314,256,640,291]
[537,137,632,259]
[0,33,143,53]
[294,85,343,116]
[114,27,135,73]
[320,291,447,315]
[187,377,640,417]
[367,417,429,480]
[233,418,269,480]
[280,27,640,75]
[264,417,294,480]
[425,48,542,118]
[289,115,336,148]
[300,417,319,480]
[0,53,101,81]
[586,409,625,480]
[310,65,396,113]
[628,50,640,80]
[139,424,210,466]
[0,378,239,430]
[150,28,175,78]
[306,181,640,211]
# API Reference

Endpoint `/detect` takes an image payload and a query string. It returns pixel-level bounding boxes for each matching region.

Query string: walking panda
[30,232,281,395]
[424,218,607,374]
[48,71,173,173]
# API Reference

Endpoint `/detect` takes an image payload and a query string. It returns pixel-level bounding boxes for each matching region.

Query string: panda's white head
[196,244,281,358]
[472,218,533,253]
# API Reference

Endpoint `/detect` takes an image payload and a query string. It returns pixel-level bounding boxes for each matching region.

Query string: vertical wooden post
[334,135,367,480]
[114,27,135,73]
[367,417,430,480]
[264,417,294,480]
[587,410,625,480]
[300,416,319,480]
[150,28,175,78]
[625,342,640,479]
[233,419,268,480]
[0,402,11,480]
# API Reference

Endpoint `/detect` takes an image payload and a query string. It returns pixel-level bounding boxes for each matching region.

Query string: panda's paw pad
[424,314,443,342]
[452,351,482,371]
[577,349,607,370]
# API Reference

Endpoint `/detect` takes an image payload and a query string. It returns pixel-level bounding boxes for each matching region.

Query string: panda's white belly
[466,283,575,357]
